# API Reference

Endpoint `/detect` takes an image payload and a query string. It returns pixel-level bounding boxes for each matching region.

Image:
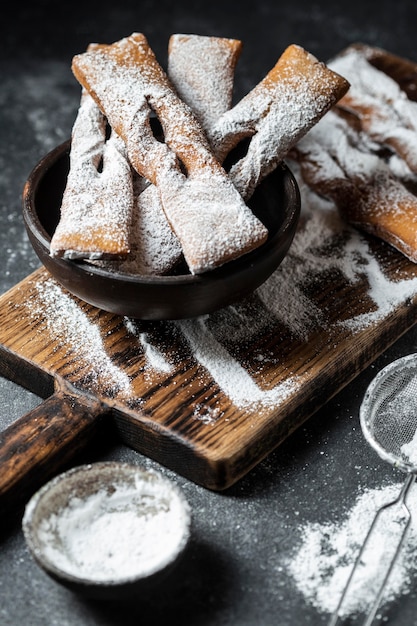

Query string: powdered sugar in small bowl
[22,462,191,600]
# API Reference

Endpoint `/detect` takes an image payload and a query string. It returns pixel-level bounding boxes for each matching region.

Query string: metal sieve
[329,353,417,626]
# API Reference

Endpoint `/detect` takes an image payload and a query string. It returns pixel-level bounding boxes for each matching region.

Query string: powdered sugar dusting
[123,317,174,374]
[50,92,133,259]
[177,316,299,408]
[285,481,417,618]
[72,33,268,274]
[342,250,417,331]
[26,278,132,396]
[330,47,417,173]
[168,34,241,132]
[210,44,348,199]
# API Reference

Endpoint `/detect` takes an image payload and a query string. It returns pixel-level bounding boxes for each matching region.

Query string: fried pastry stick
[343,43,417,102]
[110,34,244,275]
[168,34,242,132]
[52,35,244,273]
[330,45,417,174]
[72,33,268,275]
[209,44,350,200]
[291,109,417,263]
[50,88,133,260]
[50,88,184,273]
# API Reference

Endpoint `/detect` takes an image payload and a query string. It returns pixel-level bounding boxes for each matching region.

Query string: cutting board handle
[0,379,106,524]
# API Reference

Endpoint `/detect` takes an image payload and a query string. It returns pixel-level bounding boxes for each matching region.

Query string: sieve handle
[328,472,415,626]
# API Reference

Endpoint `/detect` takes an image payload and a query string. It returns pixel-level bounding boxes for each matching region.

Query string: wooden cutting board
[1,189,417,520]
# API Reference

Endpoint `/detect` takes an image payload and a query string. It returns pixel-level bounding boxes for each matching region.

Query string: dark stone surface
[1,1,417,624]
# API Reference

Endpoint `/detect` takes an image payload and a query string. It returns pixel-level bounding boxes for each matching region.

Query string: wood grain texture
[1,42,415,515]
[0,220,416,508]
[0,379,106,522]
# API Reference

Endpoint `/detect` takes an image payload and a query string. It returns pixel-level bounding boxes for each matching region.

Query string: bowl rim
[23,139,301,288]
[22,462,192,589]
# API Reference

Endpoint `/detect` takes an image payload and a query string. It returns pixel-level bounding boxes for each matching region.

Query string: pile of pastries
[289,43,417,264]
[50,34,417,276]
[49,33,349,275]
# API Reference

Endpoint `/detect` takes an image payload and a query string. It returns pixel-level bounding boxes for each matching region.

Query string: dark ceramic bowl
[22,140,300,320]
[22,463,191,600]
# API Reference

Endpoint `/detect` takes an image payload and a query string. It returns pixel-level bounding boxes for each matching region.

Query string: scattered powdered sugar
[124,314,300,408]
[177,316,299,408]
[256,184,341,340]
[123,317,174,374]
[340,245,417,332]
[27,278,132,396]
[401,430,417,465]
[123,313,300,409]
[285,481,417,618]
[192,403,224,425]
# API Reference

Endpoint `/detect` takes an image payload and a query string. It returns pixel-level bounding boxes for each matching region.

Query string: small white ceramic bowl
[22,462,191,600]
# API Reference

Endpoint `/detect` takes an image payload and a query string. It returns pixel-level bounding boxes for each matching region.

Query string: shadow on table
[76,536,235,626]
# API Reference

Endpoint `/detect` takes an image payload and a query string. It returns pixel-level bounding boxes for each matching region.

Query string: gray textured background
[1,1,417,624]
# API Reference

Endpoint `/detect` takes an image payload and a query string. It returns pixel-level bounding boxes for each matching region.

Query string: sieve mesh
[330,354,417,626]
[360,355,417,471]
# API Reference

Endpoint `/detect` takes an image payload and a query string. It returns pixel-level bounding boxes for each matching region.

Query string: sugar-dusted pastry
[50,89,133,260]
[291,109,417,263]
[168,34,242,132]
[330,46,417,173]
[72,33,268,274]
[97,176,183,275]
[208,44,350,200]
[345,43,417,102]
[108,34,243,276]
